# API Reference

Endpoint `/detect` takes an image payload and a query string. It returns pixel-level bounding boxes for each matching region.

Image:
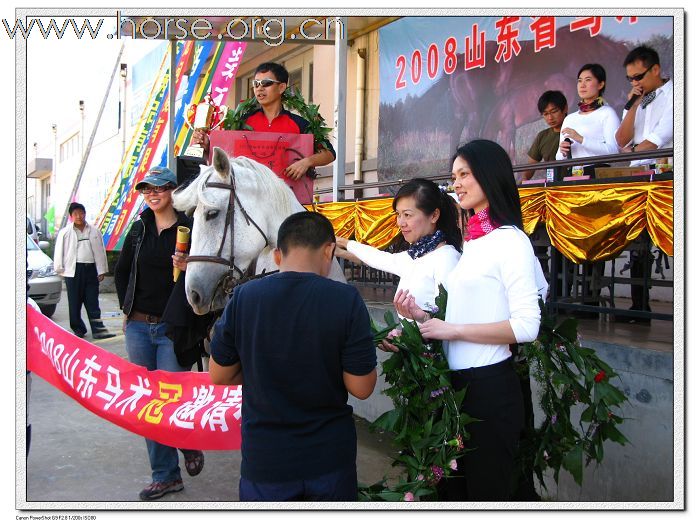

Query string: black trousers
[444,358,525,501]
[64,263,106,336]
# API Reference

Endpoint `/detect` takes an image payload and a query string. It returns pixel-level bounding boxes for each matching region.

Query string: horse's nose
[188,288,202,308]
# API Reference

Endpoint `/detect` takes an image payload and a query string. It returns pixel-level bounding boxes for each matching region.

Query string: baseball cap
[135,166,178,190]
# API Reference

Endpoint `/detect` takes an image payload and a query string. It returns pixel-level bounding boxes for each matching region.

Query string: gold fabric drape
[519,180,673,262]
[308,199,400,249]
[308,181,673,261]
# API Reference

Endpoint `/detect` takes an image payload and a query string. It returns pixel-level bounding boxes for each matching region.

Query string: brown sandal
[183,450,204,477]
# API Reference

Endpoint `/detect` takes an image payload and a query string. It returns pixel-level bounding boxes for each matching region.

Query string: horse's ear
[212,147,231,180]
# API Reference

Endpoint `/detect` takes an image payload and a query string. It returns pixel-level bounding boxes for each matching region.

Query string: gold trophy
[173,226,191,282]
[183,94,227,159]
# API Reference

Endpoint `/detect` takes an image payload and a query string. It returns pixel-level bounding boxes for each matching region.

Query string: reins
[185,166,278,302]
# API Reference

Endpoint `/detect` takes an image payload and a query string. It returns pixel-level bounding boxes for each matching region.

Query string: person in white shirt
[335,179,462,350]
[556,63,620,176]
[53,202,114,339]
[615,45,673,168]
[614,45,673,324]
[395,140,541,501]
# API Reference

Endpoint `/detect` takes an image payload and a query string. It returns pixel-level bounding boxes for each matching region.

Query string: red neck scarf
[465,208,500,241]
[577,96,605,113]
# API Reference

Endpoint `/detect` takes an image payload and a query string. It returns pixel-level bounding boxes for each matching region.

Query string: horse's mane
[172,156,295,220]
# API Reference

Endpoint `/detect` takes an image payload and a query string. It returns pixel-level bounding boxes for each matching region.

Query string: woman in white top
[556,63,620,175]
[335,179,462,348]
[395,140,541,501]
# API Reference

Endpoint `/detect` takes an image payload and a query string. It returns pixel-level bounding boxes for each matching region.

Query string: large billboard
[378,16,673,181]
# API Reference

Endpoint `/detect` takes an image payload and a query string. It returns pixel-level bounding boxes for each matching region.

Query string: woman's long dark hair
[392,178,462,252]
[452,140,523,230]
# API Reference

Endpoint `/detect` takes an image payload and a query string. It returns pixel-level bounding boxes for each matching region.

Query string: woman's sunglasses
[252,78,282,88]
[139,185,174,195]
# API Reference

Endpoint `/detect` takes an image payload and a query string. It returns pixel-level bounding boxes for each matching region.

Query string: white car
[27,235,62,318]
[26,216,42,245]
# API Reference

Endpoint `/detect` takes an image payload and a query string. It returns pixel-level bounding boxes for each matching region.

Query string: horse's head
[172,147,299,314]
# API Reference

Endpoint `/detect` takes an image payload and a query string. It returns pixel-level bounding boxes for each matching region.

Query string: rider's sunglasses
[626,64,655,83]
[139,185,174,195]
[252,78,282,89]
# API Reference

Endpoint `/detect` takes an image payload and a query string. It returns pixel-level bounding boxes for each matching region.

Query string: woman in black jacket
[114,166,204,501]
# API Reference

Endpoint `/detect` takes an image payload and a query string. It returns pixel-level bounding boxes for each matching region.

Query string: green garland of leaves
[359,286,476,502]
[517,300,629,488]
[362,293,629,501]
[222,89,333,153]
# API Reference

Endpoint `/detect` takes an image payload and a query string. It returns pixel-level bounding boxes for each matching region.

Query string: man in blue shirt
[209,211,377,501]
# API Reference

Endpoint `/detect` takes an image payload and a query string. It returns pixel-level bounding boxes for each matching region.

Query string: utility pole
[59,43,125,230]
[120,63,128,158]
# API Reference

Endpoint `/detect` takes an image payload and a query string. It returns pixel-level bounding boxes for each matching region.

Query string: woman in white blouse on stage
[556,63,620,175]
[335,178,462,327]
[395,140,542,501]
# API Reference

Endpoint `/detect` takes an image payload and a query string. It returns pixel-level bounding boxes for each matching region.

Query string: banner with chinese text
[26,305,241,451]
[378,16,673,181]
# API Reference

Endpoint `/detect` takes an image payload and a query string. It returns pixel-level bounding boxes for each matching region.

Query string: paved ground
[23,285,400,506]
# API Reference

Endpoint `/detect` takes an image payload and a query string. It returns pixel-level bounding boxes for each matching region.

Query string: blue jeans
[125,320,188,483]
[239,465,358,501]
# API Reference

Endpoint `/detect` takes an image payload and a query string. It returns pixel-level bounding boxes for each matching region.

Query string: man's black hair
[537,90,568,114]
[277,211,335,255]
[623,45,661,69]
[68,202,86,215]
[255,62,289,84]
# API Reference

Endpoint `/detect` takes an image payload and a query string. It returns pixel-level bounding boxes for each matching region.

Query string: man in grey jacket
[53,202,114,339]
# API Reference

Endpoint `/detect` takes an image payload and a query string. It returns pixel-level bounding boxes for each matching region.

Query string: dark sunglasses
[139,185,174,195]
[626,64,655,83]
[252,78,282,88]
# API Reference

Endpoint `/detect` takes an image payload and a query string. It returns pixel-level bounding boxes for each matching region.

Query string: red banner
[26,305,241,450]
[209,129,315,204]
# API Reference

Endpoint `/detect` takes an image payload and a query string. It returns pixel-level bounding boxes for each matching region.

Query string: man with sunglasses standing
[614,46,673,325]
[615,45,673,166]
[192,62,335,181]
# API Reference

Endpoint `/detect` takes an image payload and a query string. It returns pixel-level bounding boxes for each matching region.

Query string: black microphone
[624,93,641,110]
[564,138,573,159]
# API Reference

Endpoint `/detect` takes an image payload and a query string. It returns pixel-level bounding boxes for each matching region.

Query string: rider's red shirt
[245,108,306,134]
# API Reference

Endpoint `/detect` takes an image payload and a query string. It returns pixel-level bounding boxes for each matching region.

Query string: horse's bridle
[185,168,276,298]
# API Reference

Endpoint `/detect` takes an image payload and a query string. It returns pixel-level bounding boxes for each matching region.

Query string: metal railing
[316,147,674,196]
[331,149,674,322]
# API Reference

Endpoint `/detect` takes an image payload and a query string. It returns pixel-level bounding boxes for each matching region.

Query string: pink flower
[387,327,402,340]
[404,492,414,502]
[449,459,458,471]
[416,474,425,481]
[430,465,444,485]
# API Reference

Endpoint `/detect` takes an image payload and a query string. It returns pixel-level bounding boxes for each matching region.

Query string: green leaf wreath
[362,291,629,501]
[359,286,475,502]
[222,88,334,153]
[517,300,630,488]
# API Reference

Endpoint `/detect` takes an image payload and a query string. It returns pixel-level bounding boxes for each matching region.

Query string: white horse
[172,147,346,315]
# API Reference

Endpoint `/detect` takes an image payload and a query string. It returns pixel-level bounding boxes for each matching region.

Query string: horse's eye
[205,210,219,221]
